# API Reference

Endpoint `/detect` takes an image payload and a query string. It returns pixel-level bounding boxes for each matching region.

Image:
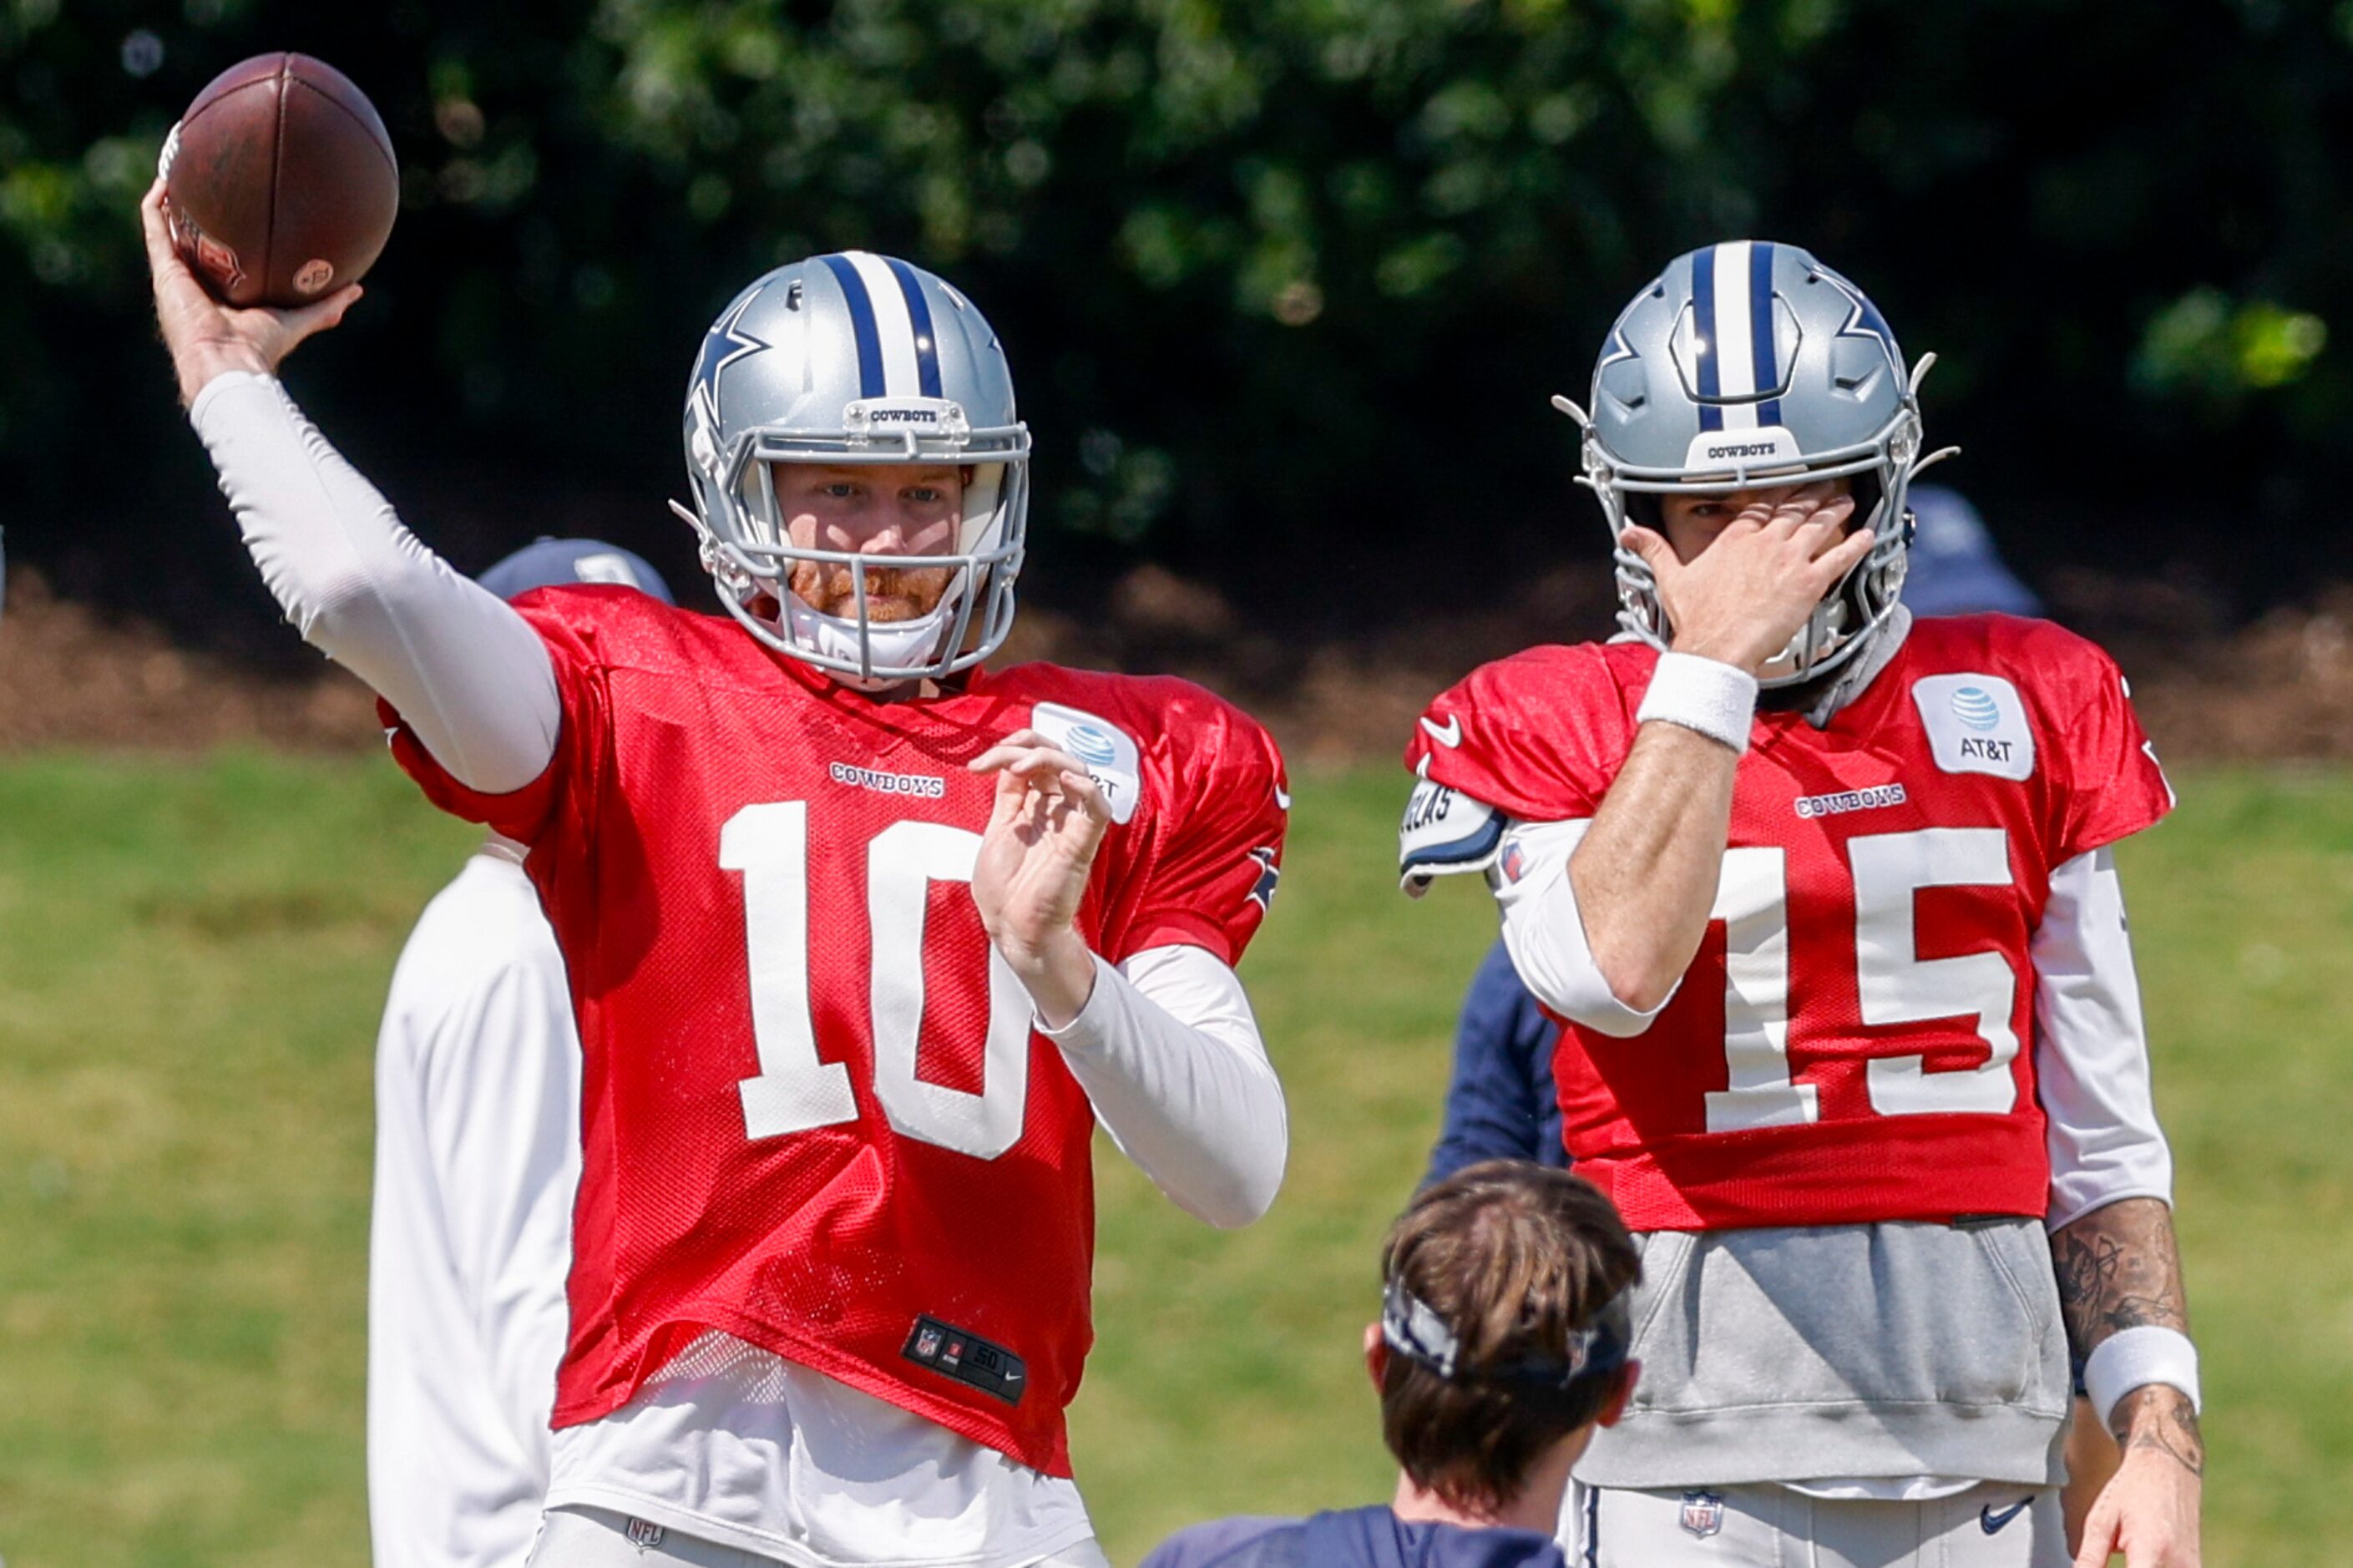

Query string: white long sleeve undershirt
[1490,817,2172,1221]
[1045,947,1286,1228]
[190,372,560,793]
[185,367,1285,1227]
[2029,844,2173,1229]
[1492,818,1674,1039]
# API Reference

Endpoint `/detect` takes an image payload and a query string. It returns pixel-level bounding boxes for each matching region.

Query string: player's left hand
[970,729,1111,1028]
[2072,1399,2201,1568]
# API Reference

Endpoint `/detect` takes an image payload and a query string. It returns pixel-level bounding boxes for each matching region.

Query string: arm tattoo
[2115,1386,2206,1477]
[2052,1197,2203,1469]
[2051,1196,2189,1350]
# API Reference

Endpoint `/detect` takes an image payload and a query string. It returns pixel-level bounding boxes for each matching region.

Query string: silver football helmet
[1556,240,1955,687]
[675,251,1031,685]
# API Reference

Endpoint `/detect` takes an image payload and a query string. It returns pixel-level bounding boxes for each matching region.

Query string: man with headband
[1142,1161,1642,1568]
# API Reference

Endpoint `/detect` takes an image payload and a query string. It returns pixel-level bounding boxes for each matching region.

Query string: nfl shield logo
[1677,1491,1725,1539]
[914,1326,943,1360]
[625,1518,667,1547]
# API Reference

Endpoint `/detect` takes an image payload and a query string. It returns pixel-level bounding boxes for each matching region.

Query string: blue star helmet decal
[696,285,772,400]
[1246,847,1282,912]
[688,286,771,481]
[1595,306,1641,377]
[1813,262,1903,384]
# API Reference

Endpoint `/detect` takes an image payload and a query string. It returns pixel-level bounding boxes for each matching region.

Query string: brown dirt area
[1,564,2346,766]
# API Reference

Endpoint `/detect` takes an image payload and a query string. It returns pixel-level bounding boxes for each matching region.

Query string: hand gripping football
[159,53,398,309]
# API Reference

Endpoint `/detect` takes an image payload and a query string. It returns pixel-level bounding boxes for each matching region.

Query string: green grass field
[0,755,2346,1564]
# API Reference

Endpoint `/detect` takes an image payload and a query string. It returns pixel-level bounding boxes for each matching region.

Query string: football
[160,53,398,310]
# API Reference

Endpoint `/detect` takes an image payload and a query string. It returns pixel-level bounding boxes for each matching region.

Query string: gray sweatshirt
[1581,1219,2070,1488]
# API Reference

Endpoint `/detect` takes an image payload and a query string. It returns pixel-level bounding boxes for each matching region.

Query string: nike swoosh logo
[1273,786,1292,812]
[1979,1500,2030,1535]
[1419,715,1462,748]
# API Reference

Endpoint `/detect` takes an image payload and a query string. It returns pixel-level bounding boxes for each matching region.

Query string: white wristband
[2083,1325,2201,1432]
[1636,652,1758,754]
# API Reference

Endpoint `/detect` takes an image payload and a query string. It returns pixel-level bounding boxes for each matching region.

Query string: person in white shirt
[367,540,674,1568]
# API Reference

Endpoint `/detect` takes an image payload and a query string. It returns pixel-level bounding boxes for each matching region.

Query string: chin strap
[1900,353,1963,486]
[1909,443,1962,483]
[782,589,960,680]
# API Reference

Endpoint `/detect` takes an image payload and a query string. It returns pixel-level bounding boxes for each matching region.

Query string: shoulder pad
[1399,776,1505,898]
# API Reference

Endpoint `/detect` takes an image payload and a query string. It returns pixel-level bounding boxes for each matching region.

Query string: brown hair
[1378,1161,1640,1514]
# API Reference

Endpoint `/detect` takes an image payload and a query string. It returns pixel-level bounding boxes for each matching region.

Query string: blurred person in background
[1421,942,1563,1190]
[1903,485,2041,620]
[1142,1161,1640,1568]
[1400,242,2199,1567]
[146,182,1290,1568]
[368,539,671,1568]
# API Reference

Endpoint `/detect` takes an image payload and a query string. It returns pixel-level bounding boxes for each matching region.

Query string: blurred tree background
[3,0,2350,660]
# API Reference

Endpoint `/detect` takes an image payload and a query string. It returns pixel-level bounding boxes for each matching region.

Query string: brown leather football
[161,53,398,309]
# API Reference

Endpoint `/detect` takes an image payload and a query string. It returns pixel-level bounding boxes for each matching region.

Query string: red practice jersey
[384,588,1288,1476]
[1405,615,2172,1232]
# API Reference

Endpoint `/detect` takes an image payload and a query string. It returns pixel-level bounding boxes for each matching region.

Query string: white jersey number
[1702,827,2017,1134]
[721,802,1031,1159]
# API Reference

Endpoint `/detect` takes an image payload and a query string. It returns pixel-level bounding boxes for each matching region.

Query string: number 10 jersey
[1405,615,2173,1232]
[385,588,1289,1478]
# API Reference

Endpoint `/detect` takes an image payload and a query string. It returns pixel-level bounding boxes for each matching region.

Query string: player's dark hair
[1377,1161,1640,1515]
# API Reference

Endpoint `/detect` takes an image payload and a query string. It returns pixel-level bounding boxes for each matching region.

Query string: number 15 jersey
[384,588,1288,1479]
[1405,615,2171,1232]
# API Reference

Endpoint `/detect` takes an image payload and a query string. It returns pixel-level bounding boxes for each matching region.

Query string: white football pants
[1564,1480,2067,1568]
[528,1505,1113,1568]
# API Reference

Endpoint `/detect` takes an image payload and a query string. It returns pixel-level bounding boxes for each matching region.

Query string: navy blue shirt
[1423,940,1565,1187]
[1143,1507,1566,1568]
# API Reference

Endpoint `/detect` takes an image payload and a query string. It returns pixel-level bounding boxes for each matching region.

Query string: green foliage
[2135,288,2329,406]
[8,0,2353,634]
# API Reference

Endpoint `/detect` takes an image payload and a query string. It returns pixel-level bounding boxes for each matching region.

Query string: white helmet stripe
[1711,240,1758,398]
[844,250,923,397]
